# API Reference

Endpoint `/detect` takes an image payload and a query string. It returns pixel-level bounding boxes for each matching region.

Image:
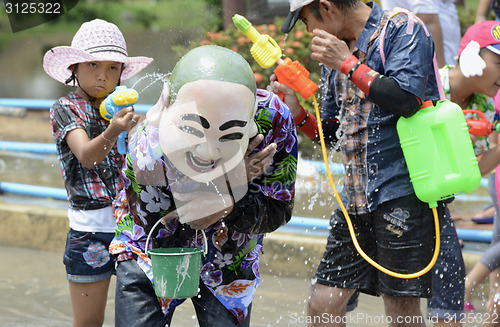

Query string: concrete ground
[0,246,458,327]
[0,195,491,327]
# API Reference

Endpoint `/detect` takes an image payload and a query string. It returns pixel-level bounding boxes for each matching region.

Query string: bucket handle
[145,217,208,257]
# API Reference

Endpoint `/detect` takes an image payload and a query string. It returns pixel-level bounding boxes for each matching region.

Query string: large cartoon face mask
[147,45,258,184]
[161,79,256,183]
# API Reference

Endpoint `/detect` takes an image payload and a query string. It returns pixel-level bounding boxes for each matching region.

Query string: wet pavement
[1,245,493,327]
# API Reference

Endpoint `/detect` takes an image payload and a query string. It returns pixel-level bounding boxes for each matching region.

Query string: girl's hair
[309,0,361,19]
[65,64,77,86]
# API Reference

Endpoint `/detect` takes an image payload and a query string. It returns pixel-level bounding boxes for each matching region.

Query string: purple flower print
[231,232,247,247]
[201,263,223,288]
[213,251,234,268]
[137,151,156,171]
[140,185,170,213]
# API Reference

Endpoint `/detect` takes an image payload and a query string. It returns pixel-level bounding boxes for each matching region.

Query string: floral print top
[440,65,496,155]
[109,89,297,323]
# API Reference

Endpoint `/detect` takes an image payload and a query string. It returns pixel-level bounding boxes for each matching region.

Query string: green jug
[397,100,481,208]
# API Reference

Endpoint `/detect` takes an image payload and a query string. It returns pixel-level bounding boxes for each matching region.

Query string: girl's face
[75,61,122,100]
[159,79,257,183]
[474,49,500,97]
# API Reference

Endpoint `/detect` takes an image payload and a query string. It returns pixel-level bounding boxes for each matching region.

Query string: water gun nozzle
[232,14,282,69]
[233,14,318,99]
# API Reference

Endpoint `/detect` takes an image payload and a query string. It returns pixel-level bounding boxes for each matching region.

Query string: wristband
[350,63,377,96]
[293,106,308,126]
[293,106,318,140]
[340,55,361,76]
[297,108,311,127]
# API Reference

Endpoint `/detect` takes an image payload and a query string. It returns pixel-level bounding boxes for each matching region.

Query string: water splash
[132,72,171,94]
[210,180,227,207]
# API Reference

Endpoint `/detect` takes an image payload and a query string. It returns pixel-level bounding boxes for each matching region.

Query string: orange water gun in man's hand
[232,14,318,100]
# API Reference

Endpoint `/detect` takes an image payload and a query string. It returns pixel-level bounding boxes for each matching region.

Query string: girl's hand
[108,106,141,136]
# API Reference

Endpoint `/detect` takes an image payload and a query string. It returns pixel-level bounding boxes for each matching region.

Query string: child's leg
[63,229,116,327]
[484,270,500,327]
[69,278,111,327]
[464,262,491,304]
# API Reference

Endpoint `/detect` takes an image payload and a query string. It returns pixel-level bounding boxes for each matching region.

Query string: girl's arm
[476,143,500,177]
[66,106,139,169]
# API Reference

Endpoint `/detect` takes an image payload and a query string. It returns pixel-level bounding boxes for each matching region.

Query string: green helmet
[169,45,256,103]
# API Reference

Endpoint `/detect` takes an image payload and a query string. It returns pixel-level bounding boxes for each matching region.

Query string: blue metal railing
[0,98,151,114]
[0,179,492,242]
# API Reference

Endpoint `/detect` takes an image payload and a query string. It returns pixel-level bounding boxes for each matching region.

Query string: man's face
[299,1,343,37]
[159,79,256,183]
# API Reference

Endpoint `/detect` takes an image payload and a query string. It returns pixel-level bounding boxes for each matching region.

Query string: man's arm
[339,55,422,117]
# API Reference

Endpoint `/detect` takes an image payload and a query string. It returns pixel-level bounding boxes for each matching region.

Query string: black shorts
[315,193,444,298]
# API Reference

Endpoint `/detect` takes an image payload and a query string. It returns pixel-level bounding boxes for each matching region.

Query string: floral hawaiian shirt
[110,89,297,323]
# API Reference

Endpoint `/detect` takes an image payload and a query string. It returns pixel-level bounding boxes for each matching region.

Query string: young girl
[42,19,153,326]
[440,21,500,324]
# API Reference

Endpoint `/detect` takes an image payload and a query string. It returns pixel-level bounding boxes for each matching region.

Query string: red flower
[295,30,305,38]
[237,36,249,45]
[254,72,263,83]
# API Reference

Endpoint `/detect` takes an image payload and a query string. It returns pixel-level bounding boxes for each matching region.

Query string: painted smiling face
[159,79,257,182]
[147,45,257,183]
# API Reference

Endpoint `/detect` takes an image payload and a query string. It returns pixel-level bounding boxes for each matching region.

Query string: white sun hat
[43,19,153,84]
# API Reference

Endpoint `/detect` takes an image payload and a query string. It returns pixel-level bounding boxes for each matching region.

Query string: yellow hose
[312,94,440,279]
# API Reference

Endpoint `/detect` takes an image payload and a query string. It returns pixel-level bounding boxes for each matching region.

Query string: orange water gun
[463,109,500,137]
[232,14,318,100]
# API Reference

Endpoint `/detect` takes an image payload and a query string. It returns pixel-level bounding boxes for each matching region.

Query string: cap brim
[486,44,500,56]
[281,7,302,33]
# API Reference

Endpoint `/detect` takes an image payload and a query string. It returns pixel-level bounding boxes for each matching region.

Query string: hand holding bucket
[145,218,208,299]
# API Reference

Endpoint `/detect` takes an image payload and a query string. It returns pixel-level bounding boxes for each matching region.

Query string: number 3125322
[5,2,61,14]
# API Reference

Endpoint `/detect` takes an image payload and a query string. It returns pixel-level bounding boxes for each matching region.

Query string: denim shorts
[315,193,443,298]
[63,229,116,283]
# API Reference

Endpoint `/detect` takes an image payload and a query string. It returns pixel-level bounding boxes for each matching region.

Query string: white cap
[281,0,315,33]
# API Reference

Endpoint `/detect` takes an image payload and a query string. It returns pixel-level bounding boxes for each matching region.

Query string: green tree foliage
[0,0,217,51]
[173,16,319,100]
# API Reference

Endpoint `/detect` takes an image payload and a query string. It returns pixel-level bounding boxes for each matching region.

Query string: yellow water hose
[311,94,440,279]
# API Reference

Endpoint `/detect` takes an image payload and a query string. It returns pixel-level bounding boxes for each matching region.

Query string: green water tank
[397,100,481,208]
